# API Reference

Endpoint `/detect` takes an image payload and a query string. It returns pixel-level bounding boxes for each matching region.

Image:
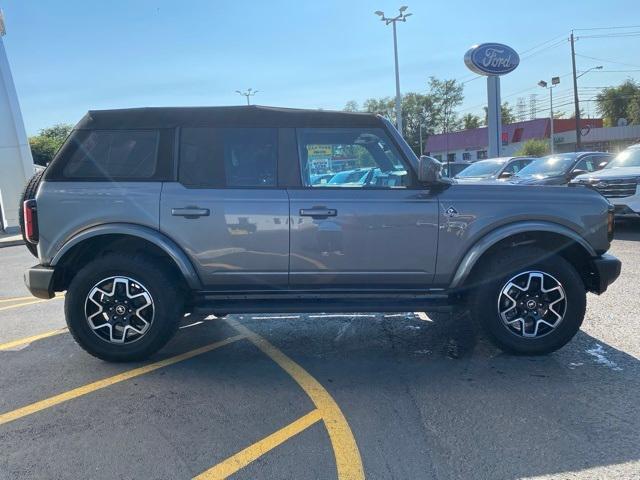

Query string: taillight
[23,199,39,244]
[607,206,615,242]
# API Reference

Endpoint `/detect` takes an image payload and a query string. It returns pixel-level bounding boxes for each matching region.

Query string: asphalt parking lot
[1,224,639,480]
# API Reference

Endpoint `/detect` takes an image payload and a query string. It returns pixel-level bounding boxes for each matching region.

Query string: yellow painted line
[0,334,244,426]
[195,409,323,480]
[0,328,68,351]
[223,318,364,480]
[0,295,34,304]
[0,299,49,312]
[0,294,65,312]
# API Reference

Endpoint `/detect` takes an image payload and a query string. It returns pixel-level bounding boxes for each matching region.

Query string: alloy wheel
[84,276,154,344]
[497,271,567,338]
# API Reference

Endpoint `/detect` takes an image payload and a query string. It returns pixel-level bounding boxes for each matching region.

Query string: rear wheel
[468,246,586,355]
[65,253,184,362]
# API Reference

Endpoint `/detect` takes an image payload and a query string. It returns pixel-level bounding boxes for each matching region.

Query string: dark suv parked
[22,106,620,362]
[511,152,612,185]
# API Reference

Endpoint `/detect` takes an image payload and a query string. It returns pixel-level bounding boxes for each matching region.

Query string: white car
[572,145,640,219]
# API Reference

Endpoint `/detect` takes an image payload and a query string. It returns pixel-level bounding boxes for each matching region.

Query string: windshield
[606,148,640,168]
[455,160,503,178]
[515,154,576,177]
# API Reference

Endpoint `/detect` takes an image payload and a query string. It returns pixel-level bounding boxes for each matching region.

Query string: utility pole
[570,32,581,151]
[375,7,412,136]
[236,88,258,105]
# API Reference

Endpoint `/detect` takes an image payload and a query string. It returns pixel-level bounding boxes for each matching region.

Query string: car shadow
[232,311,640,480]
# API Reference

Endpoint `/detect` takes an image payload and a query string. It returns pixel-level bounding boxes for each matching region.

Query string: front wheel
[65,253,185,362]
[468,247,586,355]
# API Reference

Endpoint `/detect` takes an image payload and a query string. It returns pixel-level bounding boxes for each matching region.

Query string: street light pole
[392,20,402,135]
[538,77,560,154]
[375,7,412,136]
[236,88,258,105]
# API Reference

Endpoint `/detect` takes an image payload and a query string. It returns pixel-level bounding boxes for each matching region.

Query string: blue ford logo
[464,43,520,76]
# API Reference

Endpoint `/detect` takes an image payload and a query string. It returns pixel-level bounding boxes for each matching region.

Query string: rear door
[288,127,439,289]
[160,127,289,289]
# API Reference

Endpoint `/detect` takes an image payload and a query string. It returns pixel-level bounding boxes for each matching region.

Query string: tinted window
[606,148,640,168]
[297,128,409,188]
[179,128,277,187]
[62,130,158,179]
[504,159,533,175]
[574,157,598,173]
[516,154,577,177]
[456,159,503,178]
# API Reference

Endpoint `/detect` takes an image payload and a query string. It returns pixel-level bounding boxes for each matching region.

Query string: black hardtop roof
[75,105,382,130]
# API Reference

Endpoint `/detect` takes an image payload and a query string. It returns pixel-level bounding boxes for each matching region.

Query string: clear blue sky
[2,0,640,135]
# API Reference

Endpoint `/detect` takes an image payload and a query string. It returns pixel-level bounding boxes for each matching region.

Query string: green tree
[362,97,395,120]
[343,100,359,112]
[484,102,516,125]
[428,77,464,134]
[515,138,549,157]
[345,77,465,154]
[462,113,482,130]
[29,123,73,165]
[596,79,640,126]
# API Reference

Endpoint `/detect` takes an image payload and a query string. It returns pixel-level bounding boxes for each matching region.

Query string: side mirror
[418,155,445,184]
[499,171,514,179]
[569,169,587,179]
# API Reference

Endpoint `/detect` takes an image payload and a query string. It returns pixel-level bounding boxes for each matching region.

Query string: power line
[578,32,640,39]
[592,69,640,73]
[574,25,640,31]
[575,53,640,69]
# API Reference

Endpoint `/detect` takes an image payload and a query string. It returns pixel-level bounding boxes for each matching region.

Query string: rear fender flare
[50,223,202,289]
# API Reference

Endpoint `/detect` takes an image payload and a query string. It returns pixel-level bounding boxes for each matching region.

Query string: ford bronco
[21,106,621,362]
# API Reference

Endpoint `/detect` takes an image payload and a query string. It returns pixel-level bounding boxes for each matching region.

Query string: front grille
[591,179,638,198]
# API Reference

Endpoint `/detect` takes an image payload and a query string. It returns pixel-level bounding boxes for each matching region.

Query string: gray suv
[22,106,621,362]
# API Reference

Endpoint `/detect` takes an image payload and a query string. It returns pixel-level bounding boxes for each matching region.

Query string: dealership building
[424,118,640,162]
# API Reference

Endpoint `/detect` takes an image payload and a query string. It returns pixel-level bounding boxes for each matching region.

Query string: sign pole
[464,42,518,160]
[487,75,502,158]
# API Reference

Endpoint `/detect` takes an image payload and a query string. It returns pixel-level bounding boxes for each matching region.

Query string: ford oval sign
[464,43,519,76]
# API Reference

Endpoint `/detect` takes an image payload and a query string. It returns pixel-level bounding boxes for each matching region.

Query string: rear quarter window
[46,129,174,181]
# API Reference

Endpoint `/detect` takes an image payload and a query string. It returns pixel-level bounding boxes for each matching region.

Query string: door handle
[299,207,337,218]
[171,207,210,218]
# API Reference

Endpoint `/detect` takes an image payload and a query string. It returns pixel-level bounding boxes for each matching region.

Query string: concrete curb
[0,237,24,248]
[0,240,24,248]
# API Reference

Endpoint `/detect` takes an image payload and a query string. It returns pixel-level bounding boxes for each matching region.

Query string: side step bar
[190,290,455,315]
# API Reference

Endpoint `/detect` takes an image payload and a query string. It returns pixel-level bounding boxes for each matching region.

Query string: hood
[510,174,567,185]
[453,176,497,183]
[453,177,504,185]
[573,166,640,181]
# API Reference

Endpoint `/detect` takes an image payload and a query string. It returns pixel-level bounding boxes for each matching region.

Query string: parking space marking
[0,328,68,351]
[0,334,244,426]
[195,409,323,479]
[0,295,35,304]
[0,294,65,313]
[225,318,365,480]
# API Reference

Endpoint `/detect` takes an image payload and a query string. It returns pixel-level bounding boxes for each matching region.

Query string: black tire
[65,253,185,362]
[18,170,45,257]
[468,246,586,355]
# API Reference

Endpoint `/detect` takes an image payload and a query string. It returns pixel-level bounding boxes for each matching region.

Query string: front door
[160,127,289,289]
[289,127,439,289]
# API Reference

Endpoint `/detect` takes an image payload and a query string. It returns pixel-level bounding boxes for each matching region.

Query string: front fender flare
[449,221,596,289]
[50,223,202,290]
